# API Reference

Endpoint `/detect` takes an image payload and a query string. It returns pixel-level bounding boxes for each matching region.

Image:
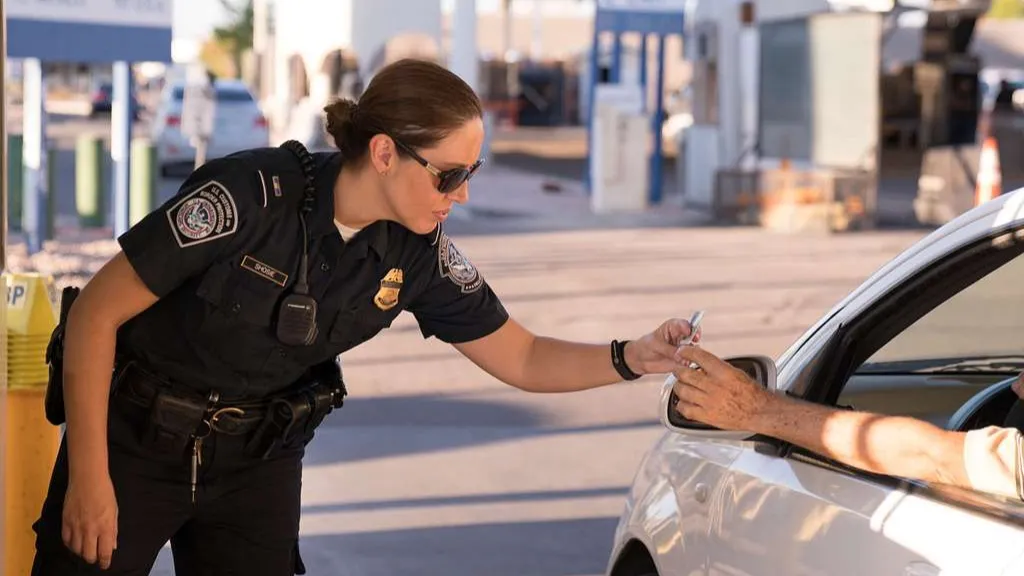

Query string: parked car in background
[151,79,270,177]
[89,82,142,119]
[606,188,1024,576]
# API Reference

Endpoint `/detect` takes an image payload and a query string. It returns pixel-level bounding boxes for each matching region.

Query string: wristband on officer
[611,339,641,381]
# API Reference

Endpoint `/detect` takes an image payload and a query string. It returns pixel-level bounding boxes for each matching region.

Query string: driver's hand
[1013,372,1023,401]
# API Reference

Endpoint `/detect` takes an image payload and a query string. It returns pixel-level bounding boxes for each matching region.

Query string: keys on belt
[112,359,345,503]
[190,391,251,504]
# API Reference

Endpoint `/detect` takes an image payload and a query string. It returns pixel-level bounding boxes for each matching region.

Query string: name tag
[240,255,289,287]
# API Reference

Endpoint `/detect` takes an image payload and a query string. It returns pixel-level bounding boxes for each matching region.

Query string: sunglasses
[389,136,485,194]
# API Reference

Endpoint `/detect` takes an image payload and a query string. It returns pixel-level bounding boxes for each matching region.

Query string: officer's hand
[63,471,118,569]
[625,317,702,376]
[1013,371,1024,401]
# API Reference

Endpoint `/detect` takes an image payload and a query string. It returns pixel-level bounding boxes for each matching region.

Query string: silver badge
[438,233,483,293]
[166,180,239,248]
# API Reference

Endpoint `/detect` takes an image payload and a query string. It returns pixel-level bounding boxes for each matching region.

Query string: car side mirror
[659,355,778,432]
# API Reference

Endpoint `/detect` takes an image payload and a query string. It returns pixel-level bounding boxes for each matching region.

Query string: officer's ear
[368,134,394,176]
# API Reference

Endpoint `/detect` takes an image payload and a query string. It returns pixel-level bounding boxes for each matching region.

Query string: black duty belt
[113,361,268,436]
[111,356,346,504]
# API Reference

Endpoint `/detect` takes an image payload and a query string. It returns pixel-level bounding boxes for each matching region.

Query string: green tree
[988,0,1024,19]
[212,0,254,79]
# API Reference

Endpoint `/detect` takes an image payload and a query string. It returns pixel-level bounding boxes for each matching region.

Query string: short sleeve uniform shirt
[116,148,509,399]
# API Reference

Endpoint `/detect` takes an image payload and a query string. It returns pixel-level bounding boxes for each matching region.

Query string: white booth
[684,0,992,231]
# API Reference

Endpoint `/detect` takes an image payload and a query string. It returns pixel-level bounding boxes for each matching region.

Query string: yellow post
[4,272,60,576]
[0,275,8,570]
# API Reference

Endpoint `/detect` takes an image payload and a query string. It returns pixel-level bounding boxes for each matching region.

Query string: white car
[607,189,1024,576]
[151,79,270,176]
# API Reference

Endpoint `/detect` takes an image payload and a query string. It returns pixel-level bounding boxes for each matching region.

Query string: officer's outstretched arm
[409,231,688,393]
[454,318,634,393]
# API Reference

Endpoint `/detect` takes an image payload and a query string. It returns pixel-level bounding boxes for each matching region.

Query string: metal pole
[21,57,43,254]
[650,33,666,205]
[611,33,622,83]
[193,136,207,169]
[584,24,601,193]
[1,0,7,274]
[111,60,133,237]
[640,34,649,114]
[0,0,9,569]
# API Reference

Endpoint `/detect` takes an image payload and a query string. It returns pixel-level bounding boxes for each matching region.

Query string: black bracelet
[611,340,641,381]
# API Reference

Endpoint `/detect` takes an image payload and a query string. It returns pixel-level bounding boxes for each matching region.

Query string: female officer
[32,59,699,575]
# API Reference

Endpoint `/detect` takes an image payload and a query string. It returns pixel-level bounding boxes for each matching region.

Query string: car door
[709,221,1024,575]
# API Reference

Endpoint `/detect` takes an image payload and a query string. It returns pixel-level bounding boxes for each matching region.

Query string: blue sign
[7,0,173,63]
[595,0,687,34]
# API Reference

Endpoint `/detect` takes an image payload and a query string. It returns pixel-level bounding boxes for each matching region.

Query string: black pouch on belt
[143,391,207,455]
[43,286,81,426]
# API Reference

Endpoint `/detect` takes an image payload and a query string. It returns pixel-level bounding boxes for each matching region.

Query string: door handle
[694,483,709,503]
[904,562,939,576]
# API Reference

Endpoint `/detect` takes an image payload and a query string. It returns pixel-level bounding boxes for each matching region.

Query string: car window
[170,86,255,103]
[215,88,255,103]
[859,251,1024,374]
[832,247,1024,427]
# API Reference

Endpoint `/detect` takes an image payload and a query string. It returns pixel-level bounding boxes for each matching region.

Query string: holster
[113,361,210,455]
[245,358,347,460]
[143,389,208,455]
[44,286,81,426]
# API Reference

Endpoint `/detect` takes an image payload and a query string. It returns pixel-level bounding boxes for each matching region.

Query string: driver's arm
[742,391,1023,499]
[672,346,1024,500]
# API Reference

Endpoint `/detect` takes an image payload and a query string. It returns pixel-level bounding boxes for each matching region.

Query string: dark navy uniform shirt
[116,147,509,400]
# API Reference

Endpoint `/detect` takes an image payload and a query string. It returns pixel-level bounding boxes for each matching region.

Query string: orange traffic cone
[976,136,1002,206]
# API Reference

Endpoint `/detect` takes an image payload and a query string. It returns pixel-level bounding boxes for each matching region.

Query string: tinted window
[216,88,254,103]
[171,86,255,103]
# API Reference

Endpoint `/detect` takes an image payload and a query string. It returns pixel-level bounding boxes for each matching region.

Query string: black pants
[30,392,308,575]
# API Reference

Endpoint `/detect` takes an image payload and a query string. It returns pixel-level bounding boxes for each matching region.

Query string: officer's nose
[450,183,469,205]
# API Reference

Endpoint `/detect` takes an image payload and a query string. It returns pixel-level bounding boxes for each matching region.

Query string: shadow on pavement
[292,517,621,576]
[303,392,661,466]
[301,486,629,515]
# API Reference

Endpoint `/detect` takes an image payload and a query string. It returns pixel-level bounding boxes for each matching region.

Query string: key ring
[209,407,246,434]
[193,419,212,440]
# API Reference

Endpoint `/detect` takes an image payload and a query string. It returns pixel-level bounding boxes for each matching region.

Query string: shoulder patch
[438,233,483,294]
[166,180,239,248]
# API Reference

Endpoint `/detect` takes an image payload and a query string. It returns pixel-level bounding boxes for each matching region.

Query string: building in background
[260,0,690,139]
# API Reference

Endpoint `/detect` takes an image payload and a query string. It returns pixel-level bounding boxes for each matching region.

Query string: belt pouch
[143,391,206,455]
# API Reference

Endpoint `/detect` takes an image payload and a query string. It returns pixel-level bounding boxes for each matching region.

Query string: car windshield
[171,85,255,103]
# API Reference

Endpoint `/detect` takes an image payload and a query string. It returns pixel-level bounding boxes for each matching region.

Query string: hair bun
[324,98,357,132]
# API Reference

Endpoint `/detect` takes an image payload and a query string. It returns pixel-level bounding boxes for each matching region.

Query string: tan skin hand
[61,252,159,569]
[63,475,119,569]
[633,320,702,375]
[671,345,769,430]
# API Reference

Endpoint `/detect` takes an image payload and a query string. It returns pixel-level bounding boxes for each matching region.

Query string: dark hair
[323,58,483,163]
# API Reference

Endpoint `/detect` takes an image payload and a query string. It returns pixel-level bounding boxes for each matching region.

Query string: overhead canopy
[595,0,688,35]
[8,0,172,63]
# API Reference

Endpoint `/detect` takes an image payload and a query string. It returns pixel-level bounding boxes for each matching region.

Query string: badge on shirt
[374,268,404,311]
[166,180,239,248]
[438,233,483,294]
